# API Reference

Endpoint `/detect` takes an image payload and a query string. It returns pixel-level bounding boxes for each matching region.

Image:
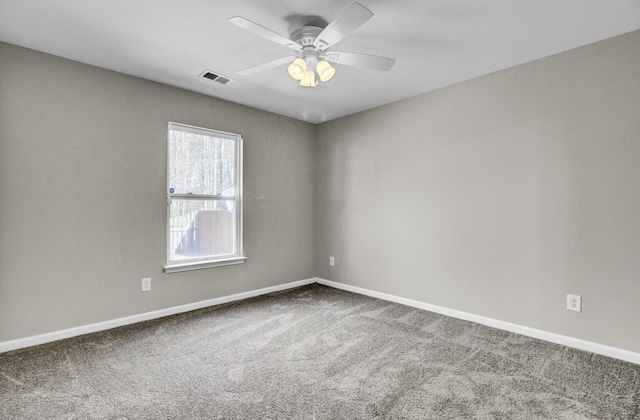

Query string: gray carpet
[1,284,639,419]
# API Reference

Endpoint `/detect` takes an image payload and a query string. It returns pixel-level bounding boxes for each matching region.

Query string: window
[164,122,245,273]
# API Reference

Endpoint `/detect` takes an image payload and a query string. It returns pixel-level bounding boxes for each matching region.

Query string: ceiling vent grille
[199,70,233,85]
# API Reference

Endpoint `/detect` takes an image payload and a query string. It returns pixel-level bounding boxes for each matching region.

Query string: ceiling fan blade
[236,56,296,76]
[312,2,374,50]
[228,16,302,52]
[324,51,395,71]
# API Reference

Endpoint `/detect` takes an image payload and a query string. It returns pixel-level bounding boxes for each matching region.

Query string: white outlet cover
[141,278,152,292]
[567,294,581,312]
[329,256,335,267]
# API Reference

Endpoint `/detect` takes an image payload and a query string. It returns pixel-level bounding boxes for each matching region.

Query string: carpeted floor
[1,284,639,419]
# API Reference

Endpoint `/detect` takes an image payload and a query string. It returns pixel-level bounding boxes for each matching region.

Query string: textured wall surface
[3,30,640,355]
[0,42,316,341]
[315,30,640,353]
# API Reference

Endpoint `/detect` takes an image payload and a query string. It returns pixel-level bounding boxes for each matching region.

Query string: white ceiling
[1,1,639,124]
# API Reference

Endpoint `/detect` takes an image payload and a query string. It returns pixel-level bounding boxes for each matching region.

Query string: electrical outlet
[329,256,335,267]
[141,278,152,292]
[567,294,581,312]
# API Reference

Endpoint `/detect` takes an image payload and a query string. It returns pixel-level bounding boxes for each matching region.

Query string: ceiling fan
[228,2,395,88]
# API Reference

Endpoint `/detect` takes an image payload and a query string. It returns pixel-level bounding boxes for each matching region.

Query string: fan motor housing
[290,25,323,47]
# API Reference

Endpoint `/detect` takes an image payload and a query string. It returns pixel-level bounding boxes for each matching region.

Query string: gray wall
[316,30,640,353]
[0,42,316,342]
[3,30,640,355]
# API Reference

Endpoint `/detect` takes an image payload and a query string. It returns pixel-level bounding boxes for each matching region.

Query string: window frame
[163,122,246,273]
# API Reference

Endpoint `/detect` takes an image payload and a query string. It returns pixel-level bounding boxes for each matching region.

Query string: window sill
[164,257,247,273]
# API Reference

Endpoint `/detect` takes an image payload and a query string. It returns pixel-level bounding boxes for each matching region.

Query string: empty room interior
[1,1,640,418]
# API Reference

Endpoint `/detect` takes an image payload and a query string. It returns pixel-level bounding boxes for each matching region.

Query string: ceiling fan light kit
[228,2,395,89]
[287,58,307,80]
[300,70,317,88]
[288,54,336,87]
[316,60,336,82]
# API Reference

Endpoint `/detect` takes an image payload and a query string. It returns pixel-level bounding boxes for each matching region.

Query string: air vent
[199,70,233,85]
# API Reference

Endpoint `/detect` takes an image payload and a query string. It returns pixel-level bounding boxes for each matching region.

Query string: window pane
[169,199,236,262]
[169,129,236,195]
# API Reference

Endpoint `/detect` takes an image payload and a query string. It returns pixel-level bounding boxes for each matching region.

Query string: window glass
[169,199,236,261]
[169,131,235,195]
[165,123,244,271]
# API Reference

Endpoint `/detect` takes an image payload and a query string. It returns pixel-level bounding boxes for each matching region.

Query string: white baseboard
[316,278,640,366]
[3,277,639,365]
[0,278,316,354]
